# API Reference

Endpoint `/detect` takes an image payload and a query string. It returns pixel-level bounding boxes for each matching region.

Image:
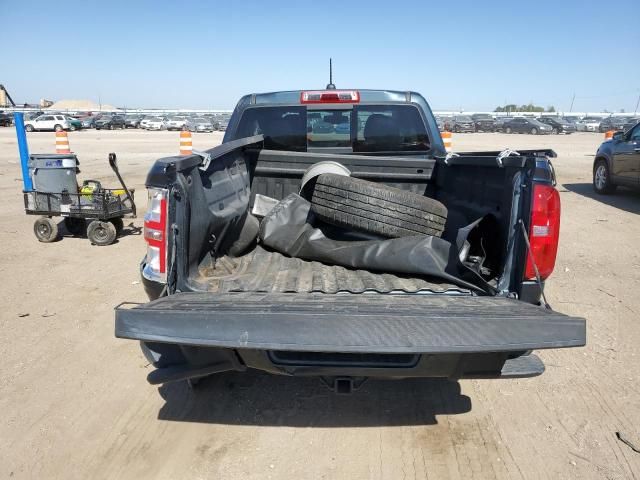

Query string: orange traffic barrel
[179,130,193,155]
[604,130,615,140]
[55,130,71,154]
[441,131,452,152]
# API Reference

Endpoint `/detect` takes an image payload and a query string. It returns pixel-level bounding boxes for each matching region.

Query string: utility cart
[24,153,136,245]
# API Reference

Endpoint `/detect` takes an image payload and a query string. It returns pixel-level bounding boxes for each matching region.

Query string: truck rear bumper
[116,292,584,384]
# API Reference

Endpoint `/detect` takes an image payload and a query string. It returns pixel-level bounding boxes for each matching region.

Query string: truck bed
[196,245,471,295]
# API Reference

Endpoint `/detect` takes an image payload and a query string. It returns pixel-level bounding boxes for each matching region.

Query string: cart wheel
[34,217,59,243]
[64,217,86,236]
[110,217,124,236]
[87,220,117,246]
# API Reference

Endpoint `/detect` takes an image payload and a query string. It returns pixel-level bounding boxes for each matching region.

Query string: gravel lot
[1,128,639,479]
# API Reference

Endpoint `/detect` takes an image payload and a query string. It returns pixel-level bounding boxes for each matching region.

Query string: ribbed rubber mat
[199,246,469,295]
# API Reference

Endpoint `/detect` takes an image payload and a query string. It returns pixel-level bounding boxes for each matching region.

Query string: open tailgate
[115,292,585,353]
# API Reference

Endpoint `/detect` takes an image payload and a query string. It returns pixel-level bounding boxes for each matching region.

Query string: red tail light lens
[142,188,168,283]
[525,184,561,280]
[300,90,360,104]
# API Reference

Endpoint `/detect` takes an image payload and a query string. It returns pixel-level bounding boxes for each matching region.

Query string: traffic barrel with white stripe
[180,131,193,155]
[55,130,71,154]
[604,130,614,140]
[441,131,452,152]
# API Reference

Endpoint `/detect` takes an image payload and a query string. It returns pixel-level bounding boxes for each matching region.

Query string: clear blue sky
[3,0,639,112]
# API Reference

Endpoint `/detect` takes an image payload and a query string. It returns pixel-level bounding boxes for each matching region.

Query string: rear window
[235,105,430,153]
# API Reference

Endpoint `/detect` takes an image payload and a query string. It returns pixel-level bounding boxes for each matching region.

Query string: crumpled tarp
[259,194,497,294]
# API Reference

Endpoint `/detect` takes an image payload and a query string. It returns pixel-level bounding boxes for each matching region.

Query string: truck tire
[593,159,616,194]
[34,217,59,243]
[310,174,447,238]
[87,220,117,246]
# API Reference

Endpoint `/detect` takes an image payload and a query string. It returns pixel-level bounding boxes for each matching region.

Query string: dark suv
[0,111,12,127]
[538,117,576,134]
[593,121,640,194]
[95,115,126,130]
[471,114,495,132]
[598,117,628,133]
[450,115,475,132]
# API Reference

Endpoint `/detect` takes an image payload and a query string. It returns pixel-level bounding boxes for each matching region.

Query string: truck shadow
[156,371,471,427]
[562,183,640,215]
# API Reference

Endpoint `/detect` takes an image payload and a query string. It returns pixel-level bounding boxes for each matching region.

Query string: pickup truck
[115,89,586,393]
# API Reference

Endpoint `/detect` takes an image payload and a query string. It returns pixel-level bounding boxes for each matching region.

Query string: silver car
[186,117,214,133]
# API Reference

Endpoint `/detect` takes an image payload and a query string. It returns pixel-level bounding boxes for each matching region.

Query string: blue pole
[14,113,33,191]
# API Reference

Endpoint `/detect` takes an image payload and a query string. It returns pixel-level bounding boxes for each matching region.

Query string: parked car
[449,115,475,133]
[80,116,96,129]
[65,116,82,131]
[593,122,640,194]
[186,117,214,133]
[217,120,228,131]
[165,116,188,131]
[538,117,576,134]
[493,116,513,132]
[575,117,602,132]
[471,113,496,132]
[598,117,628,133]
[115,88,585,393]
[139,116,155,129]
[24,114,71,132]
[144,117,167,131]
[503,117,553,134]
[95,115,126,130]
[125,115,143,128]
[563,117,582,126]
[25,111,45,121]
[621,118,639,132]
[0,112,13,127]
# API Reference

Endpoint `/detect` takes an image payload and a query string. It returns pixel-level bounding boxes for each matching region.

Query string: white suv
[24,114,71,132]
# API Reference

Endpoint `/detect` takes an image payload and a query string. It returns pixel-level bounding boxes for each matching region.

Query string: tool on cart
[22,152,136,245]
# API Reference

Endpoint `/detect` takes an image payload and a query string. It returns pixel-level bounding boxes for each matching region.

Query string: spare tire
[310,174,447,238]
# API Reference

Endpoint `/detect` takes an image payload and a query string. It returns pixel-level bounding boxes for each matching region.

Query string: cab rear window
[235,105,430,153]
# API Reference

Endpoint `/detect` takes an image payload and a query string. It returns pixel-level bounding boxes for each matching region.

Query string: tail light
[525,184,561,280]
[300,90,360,104]
[142,187,168,283]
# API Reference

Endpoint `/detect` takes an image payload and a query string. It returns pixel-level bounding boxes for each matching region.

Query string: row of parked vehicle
[7,111,231,133]
[436,114,640,135]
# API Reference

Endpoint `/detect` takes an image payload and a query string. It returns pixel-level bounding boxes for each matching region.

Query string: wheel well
[593,156,608,172]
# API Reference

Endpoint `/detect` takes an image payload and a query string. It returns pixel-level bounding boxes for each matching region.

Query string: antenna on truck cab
[326,58,336,90]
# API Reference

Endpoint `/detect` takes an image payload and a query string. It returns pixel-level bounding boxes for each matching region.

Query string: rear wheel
[25,124,34,132]
[64,217,86,236]
[593,159,616,194]
[87,220,117,246]
[530,127,538,135]
[34,217,58,243]
[552,127,559,134]
[310,174,447,238]
[54,124,63,132]
[505,127,512,134]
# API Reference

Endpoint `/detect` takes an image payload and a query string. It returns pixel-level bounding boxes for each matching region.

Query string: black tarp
[259,194,497,294]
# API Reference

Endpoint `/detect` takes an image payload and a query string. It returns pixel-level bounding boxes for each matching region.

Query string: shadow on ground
[562,183,640,215]
[157,370,471,427]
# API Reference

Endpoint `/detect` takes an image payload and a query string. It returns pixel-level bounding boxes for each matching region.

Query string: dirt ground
[1,127,639,479]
